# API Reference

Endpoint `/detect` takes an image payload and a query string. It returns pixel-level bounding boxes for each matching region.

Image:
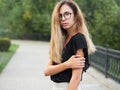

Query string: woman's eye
[59,14,62,18]
[65,12,70,16]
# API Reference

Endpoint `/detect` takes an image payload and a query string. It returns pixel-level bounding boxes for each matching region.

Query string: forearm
[44,54,85,76]
[44,61,69,76]
[68,78,80,90]
[68,69,82,90]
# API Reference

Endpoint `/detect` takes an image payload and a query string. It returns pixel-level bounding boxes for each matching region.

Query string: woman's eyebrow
[59,11,71,14]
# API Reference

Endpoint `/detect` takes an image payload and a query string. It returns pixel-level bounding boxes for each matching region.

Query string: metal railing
[90,46,120,83]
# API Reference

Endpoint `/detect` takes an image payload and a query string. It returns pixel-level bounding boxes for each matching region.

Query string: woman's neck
[66,28,78,38]
[66,23,78,38]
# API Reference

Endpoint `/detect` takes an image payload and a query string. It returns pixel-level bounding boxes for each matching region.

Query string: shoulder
[72,33,86,42]
[71,33,87,49]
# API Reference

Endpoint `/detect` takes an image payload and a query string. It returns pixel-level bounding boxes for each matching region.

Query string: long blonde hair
[49,0,96,63]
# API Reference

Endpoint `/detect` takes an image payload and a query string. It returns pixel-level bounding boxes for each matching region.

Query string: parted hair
[49,0,96,63]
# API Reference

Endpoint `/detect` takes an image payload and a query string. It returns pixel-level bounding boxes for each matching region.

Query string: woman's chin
[62,26,69,30]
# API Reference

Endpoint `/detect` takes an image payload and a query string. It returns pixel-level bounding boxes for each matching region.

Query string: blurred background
[0,0,120,49]
[0,0,120,90]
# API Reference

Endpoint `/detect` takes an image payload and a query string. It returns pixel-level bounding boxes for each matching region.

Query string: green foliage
[0,0,57,35]
[75,0,120,50]
[0,38,11,51]
[0,0,120,50]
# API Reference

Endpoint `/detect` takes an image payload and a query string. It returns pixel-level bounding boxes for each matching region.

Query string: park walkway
[0,40,119,90]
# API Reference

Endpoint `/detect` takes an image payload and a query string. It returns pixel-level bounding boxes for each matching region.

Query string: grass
[0,44,19,73]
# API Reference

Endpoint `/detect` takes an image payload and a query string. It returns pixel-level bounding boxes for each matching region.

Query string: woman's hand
[65,55,85,69]
[44,55,85,76]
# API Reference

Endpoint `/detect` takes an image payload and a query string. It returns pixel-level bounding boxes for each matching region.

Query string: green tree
[0,0,120,49]
[75,0,120,50]
[0,0,58,38]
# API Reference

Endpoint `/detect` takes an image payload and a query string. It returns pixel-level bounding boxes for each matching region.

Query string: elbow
[44,69,50,76]
[44,71,47,76]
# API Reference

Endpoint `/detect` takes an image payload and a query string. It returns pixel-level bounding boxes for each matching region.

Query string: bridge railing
[90,46,120,83]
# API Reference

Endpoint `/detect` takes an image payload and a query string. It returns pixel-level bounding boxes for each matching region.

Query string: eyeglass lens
[59,12,72,20]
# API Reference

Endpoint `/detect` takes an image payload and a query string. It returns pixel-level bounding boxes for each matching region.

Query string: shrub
[0,38,11,51]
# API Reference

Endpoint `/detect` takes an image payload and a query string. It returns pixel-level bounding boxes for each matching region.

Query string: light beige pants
[52,82,81,90]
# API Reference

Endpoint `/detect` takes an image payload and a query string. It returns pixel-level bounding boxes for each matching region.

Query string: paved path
[0,40,119,90]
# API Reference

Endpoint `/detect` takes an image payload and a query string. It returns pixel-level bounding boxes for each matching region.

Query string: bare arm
[44,59,68,76]
[44,55,85,76]
[68,49,84,90]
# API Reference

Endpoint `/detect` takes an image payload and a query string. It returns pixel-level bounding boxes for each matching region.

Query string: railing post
[105,45,109,78]
[89,54,91,65]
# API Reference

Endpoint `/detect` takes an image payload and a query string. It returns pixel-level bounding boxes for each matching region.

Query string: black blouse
[50,33,89,83]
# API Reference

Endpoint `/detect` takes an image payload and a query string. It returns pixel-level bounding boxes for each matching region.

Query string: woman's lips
[62,23,68,26]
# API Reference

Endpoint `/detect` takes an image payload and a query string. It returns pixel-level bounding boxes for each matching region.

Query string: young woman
[44,0,96,90]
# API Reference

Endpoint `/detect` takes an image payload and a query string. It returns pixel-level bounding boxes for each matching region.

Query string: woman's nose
[61,15,66,21]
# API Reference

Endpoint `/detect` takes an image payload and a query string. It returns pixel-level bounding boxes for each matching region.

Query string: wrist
[63,61,70,69]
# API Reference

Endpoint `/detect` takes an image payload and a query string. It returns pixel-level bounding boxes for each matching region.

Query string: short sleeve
[72,34,87,54]
[72,33,89,72]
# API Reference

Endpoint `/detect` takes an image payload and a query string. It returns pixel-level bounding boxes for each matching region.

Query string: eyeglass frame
[59,12,72,21]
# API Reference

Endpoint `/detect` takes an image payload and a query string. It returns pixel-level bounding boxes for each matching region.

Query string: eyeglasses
[59,12,72,21]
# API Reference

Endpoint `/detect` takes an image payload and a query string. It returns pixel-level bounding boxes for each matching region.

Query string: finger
[80,58,85,61]
[76,58,85,61]
[80,62,85,65]
[75,55,81,58]
[75,59,85,62]
[77,61,85,66]
[75,56,85,60]
[72,55,77,58]
[81,64,85,68]
[77,63,85,67]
